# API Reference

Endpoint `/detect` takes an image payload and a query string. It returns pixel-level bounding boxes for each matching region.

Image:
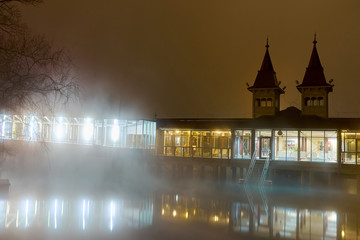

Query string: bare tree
[0,0,78,114]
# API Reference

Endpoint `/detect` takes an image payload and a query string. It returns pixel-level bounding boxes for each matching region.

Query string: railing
[245,150,257,183]
[259,153,271,185]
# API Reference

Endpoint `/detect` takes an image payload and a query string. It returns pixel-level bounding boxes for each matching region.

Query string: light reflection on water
[0,197,153,233]
[1,189,360,240]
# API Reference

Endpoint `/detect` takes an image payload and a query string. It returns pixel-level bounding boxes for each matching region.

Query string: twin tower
[248,37,334,118]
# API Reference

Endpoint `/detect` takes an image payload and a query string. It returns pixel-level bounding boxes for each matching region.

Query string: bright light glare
[82,200,86,230]
[56,117,64,139]
[54,199,57,229]
[110,201,115,231]
[29,116,35,139]
[25,200,29,227]
[172,210,177,217]
[83,118,94,141]
[111,119,119,142]
[1,115,5,137]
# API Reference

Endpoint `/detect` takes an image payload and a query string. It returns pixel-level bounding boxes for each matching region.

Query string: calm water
[0,150,359,239]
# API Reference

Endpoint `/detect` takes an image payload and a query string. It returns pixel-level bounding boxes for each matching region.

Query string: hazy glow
[56,117,64,139]
[1,115,5,137]
[82,200,86,230]
[185,211,188,219]
[83,118,94,141]
[29,116,35,139]
[54,199,58,229]
[16,209,19,228]
[110,201,115,231]
[25,200,29,227]
[111,119,120,142]
[172,210,176,217]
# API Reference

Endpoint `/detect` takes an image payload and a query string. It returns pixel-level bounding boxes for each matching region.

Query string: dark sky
[20,0,360,119]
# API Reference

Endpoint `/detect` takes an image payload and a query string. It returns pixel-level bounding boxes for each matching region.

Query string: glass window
[342,131,357,164]
[234,130,252,159]
[163,129,231,159]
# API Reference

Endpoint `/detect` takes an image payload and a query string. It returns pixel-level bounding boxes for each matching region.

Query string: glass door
[260,137,271,159]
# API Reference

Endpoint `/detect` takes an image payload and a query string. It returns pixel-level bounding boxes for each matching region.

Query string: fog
[0,142,360,240]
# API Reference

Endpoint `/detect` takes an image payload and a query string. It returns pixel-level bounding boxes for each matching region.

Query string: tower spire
[313,32,317,45]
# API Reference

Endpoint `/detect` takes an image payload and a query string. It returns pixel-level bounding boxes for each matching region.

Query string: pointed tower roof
[248,39,284,93]
[297,35,332,89]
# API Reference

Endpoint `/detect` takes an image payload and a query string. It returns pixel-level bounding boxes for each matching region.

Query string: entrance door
[260,137,271,159]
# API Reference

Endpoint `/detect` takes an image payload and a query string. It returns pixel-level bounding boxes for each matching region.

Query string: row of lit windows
[304,97,324,106]
[255,98,273,107]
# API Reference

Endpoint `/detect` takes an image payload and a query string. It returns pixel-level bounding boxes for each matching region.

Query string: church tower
[296,36,334,118]
[248,40,285,118]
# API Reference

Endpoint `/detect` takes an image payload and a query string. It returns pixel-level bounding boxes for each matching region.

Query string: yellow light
[241,211,244,217]
[172,210,177,217]
[161,209,164,215]
[342,230,345,238]
[175,130,180,134]
[185,212,189,219]
[193,209,196,215]
[214,215,219,222]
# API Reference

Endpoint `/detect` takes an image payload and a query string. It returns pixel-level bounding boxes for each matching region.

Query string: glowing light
[29,116,35,139]
[241,211,244,217]
[110,201,115,231]
[61,200,64,217]
[214,215,219,222]
[47,211,50,228]
[1,115,5,137]
[16,209,19,228]
[56,117,64,139]
[83,118,94,141]
[342,230,345,238]
[82,200,86,230]
[54,199,58,229]
[172,210,177,217]
[185,211,188,219]
[25,200,29,227]
[161,209,164,215]
[175,195,178,202]
[111,119,120,142]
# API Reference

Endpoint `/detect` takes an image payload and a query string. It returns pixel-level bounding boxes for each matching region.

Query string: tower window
[266,98,272,107]
[312,97,318,106]
[255,98,260,107]
[261,98,267,107]
[318,97,324,106]
[305,97,311,106]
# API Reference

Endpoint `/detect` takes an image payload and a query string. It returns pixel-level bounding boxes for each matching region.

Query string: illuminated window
[266,98,272,107]
[261,98,267,107]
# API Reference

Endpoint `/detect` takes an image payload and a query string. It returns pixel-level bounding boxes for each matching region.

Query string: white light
[54,199,57,229]
[82,200,86,230]
[83,118,93,141]
[56,117,64,139]
[1,115,5,137]
[111,119,120,142]
[25,200,29,227]
[16,209,19,228]
[110,201,115,231]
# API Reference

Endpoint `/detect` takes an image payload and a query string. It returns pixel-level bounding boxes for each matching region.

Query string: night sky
[19,0,360,119]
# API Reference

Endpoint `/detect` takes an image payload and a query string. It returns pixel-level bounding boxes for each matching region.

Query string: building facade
[156,38,360,171]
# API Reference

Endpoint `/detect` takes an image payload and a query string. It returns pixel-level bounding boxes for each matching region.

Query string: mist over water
[0,143,359,239]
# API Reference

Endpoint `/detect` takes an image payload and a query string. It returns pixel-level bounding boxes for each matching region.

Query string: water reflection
[0,197,153,233]
[1,189,360,239]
